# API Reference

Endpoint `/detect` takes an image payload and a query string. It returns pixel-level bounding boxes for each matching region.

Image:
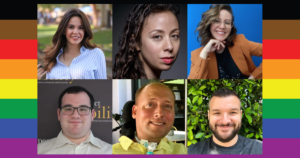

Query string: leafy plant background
[187,79,262,147]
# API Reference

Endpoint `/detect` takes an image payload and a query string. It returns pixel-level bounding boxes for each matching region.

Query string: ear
[207,110,210,121]
[57,108,61,121]
[91,109,95,121]
[136,44,141,51]
[132,105,137,119]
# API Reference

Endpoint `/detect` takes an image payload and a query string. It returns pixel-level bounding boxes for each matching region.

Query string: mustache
[215,123,235,127]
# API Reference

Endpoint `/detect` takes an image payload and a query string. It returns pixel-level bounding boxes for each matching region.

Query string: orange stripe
[263,59,300,79]
[0,59,37,79]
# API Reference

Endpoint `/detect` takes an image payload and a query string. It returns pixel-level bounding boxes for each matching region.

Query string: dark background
[38,80,112,144]
[112,4,187,79]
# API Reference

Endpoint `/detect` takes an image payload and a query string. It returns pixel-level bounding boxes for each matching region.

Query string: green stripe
[263,99,300,119]
[0,99,37,118]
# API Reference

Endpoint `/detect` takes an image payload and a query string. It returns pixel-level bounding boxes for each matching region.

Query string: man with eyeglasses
[38,86,112,154]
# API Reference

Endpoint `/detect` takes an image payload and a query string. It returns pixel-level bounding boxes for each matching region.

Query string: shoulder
[84,47,104,57]
[166,141,187,154]
[93,137,112,154]
[38,137,57,154]
[233,34,249,45]
[239,135,262,154]
[188,139,209,154]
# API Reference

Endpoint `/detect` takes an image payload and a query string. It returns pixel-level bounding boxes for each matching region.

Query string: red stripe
[0,40,37,59]
[263,40,300,59]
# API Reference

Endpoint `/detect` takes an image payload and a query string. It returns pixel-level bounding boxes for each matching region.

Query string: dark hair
[58,86,94,110]
[195,4,237,47]
[113,4,180,79]
[209,88,241,109]
[43,8,97,72]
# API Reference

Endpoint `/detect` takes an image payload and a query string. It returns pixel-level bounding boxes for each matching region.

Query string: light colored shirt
[46,46,107,79]
[112,136,187,154]
[38,131,112,154]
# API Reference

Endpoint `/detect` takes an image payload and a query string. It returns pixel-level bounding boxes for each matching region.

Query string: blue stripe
[0,119,37,138]
[264,119,300,138]
[46,46,107,79]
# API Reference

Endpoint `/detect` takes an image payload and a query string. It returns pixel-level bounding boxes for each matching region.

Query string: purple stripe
[1,138,298,157]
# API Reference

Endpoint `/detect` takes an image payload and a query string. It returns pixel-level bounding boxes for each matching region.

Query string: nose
[154,105,164,118]
[220,113,231,124]
[71,108,80,118]
[163,37,173,52]
[219,21,225,29]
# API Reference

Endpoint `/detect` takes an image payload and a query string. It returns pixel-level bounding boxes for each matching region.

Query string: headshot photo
[187,4,262,79]
[112,4,187,79]
[37,4,113,79]
[187,79,262,154]
[112,79,187,154]
[38,80,112,154]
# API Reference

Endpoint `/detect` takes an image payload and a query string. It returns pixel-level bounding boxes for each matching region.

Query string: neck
[64,44,81,55]
[136,132,161,143]
[62,131,90,145]
[212,134,238,147]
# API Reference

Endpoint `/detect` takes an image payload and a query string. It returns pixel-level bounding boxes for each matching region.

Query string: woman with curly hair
[38,8,106,79]
[113,4,181,79]
[188,4,262,79]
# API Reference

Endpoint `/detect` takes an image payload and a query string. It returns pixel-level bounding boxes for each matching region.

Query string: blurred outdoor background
[37,4,113,79]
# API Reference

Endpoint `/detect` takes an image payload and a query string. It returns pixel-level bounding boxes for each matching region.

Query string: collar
[56,46,87,62]
[118,136,173,152]
[53,130,102,149]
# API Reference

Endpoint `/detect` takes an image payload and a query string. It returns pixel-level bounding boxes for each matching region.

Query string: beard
[209,122,241,143]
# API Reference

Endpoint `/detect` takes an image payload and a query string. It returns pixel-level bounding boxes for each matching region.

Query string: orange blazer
[188,34,262,79]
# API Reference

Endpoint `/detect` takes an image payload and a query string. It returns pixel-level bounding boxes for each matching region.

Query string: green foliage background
[187,79,262,147]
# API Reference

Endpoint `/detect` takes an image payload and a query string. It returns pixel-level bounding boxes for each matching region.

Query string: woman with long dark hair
[188,4,262,79]
[113,4,180,79]
[38,8,106,79]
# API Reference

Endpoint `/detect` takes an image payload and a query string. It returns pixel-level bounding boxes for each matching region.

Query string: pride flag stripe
[0,40,37,59]
[263,20,300,39]
[0,119,37,138]
[263,119,300,138]
[0,59,37,79]
[263,40,300,59]
[263,79,300,99]
[263,99,300,119]
[263,59,300,79]
[0,20,37,39]
[0,99,37,118]
[0,79,37,99]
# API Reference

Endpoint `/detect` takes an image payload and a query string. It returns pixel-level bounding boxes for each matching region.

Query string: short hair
[135,82,175,104]
[195,4,237,47]
[58,86,94,110]
[208,88,241,110]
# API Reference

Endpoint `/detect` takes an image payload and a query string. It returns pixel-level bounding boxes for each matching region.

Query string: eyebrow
[149,28,179,34]
[67,24,84,27]
[62,104,90,108]
[149,98,172,103]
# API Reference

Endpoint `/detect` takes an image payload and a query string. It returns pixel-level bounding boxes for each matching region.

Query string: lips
[69,121,82,123]
[71,36,80,40]
[216,31,225,35]
[151,121,165,126]
[161,57,174,64]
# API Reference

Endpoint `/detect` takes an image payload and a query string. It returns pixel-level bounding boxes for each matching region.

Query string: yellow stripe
[0,79,37,99]
[264,79,300,99]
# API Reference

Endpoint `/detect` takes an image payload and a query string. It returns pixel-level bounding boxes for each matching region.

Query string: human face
[65,16,84,46]
[208,95,242,143]
[210,9,232,41]
[57,92,94,139]
[138,11,180,72]
[132,84,175,142]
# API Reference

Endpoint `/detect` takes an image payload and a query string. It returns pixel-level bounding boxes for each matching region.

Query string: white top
[38,131,112,154]
[46,46,107,79]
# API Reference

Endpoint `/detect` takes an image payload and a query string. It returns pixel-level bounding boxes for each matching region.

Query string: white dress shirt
[46,46,107,79]
[38,131,112,154]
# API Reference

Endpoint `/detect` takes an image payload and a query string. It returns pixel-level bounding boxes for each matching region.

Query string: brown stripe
[0,20,37,39]
[263,20,300,39]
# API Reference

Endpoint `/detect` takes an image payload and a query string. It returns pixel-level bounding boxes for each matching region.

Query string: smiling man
[113,82,187,154]
[38,86,112,154]
[188,88,262,154]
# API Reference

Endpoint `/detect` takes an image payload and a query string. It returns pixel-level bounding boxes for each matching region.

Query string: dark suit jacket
[188,34,262,79]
